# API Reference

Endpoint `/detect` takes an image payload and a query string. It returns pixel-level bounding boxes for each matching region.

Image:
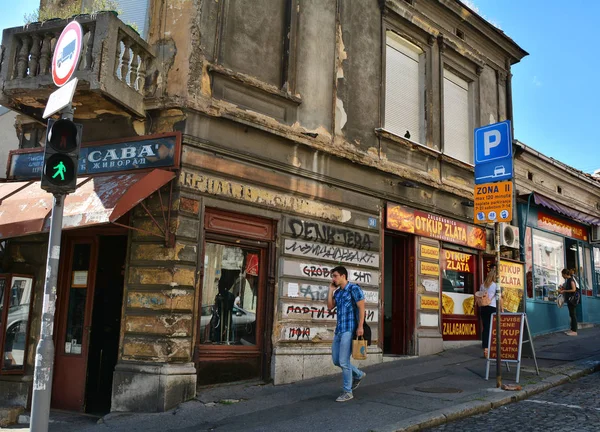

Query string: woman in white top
[479,266,498,358]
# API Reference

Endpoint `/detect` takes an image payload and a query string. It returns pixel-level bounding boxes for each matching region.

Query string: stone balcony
[0,11,155,120]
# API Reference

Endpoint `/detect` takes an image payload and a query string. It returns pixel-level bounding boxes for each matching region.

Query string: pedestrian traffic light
[41,118,82,194]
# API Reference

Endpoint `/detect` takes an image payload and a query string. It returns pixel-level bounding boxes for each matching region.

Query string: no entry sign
[52,21,83,87]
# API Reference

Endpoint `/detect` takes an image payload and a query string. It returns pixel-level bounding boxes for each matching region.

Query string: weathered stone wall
[121,186,199,363]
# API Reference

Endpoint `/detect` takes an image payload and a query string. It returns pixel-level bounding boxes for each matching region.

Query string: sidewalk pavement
[6,326,600,432]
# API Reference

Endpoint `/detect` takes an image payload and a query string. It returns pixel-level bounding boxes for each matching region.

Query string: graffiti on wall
[283,303,378,322]
[286,218,376,250]
[284,282,378,304]
[180,171,353,222]
[284,239,379,267]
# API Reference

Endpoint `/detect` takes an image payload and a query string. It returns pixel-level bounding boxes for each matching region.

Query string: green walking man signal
[52,161,67,181]
[41,118,83,194]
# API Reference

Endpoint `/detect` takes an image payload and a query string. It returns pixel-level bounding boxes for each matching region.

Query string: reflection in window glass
[3,277,32,370]
[579,246,594,297]
[200,243,259,345]
[64,244,91,355]
[595,248,600,297]
[441,250,475,316]
[532,230,564,302]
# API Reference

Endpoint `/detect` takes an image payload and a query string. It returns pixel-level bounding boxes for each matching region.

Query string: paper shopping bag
[352,337,368,360]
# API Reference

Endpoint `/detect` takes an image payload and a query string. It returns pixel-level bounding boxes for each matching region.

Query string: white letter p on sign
[483,130,501,156]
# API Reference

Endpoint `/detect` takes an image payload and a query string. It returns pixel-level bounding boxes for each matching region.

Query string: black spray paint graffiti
[302,265,331,278]
[297,284,378,304]
[288,327,311,340]
[353,271,372,284]
[289,219,373,250]
[286,305,376,322]
[285,240,377,265]
[299,284,328,301]
[301,265,373,284]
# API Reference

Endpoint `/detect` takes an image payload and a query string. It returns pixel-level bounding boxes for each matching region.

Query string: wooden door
[52,237,98,411]
[195,208,275,385]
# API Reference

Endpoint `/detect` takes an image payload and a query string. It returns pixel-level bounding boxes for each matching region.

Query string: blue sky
[464,0,598,174]
[1,0,597,173]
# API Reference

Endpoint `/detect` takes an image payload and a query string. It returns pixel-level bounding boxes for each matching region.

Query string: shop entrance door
[196,209,275,385]
[52,234,127,412]
[383,234,413,355]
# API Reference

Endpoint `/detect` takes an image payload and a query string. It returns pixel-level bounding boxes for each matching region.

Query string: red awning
[0,169,175,240]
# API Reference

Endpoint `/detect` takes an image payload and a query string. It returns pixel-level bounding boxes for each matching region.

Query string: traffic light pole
[31,105,73,432]
[30,194,65,432]
[495,222,502,388]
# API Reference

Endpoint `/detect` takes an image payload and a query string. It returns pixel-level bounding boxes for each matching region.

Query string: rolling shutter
[443,69,472,163]
[385,32,424,143]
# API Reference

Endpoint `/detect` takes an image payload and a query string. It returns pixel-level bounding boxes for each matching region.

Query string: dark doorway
[383,234,414,355]
[84,236,127,414]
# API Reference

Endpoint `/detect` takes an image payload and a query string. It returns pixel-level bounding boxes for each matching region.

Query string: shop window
[594,248,600,297]
[0,275,34,373]
[531,230,564,302]
[573,244,593,297]
[385,31,425,144]
[200,243,261,345]
[441,250,476,316]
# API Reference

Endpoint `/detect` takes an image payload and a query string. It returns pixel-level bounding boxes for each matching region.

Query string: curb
[373,360,600,432]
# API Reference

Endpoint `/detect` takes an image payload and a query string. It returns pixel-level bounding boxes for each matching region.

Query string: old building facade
[0,0,526,413]
[514,141,600,335]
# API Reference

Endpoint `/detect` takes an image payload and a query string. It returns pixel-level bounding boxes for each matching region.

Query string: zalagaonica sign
[8,133,180,179]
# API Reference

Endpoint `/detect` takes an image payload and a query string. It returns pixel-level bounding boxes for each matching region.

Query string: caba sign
[8,133,180,179]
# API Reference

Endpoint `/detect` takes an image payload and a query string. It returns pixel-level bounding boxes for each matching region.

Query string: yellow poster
[420,296,440,310]
[499,260,524,313]
[421,245,440,260]
[421,261,440,276]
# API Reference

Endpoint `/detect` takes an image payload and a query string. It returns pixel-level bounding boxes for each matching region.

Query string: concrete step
[0,405,24,427]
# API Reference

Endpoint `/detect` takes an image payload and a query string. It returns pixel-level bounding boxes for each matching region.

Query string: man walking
[328,265,366,402]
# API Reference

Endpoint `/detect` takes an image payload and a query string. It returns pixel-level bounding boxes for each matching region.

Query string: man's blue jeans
[332,331,363,393]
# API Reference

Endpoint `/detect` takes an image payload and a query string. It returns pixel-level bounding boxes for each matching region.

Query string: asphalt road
[428,372,600,432]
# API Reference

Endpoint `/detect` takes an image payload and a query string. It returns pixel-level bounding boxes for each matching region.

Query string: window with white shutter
[443,69,472,164]
[385,31,425,144]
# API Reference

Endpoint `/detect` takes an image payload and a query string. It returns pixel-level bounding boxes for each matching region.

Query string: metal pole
[495,222,502,388]
[30,194,64,432]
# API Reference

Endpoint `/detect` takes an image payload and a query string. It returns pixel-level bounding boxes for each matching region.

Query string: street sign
[474,120,513,184]
[51,21,83,87]
[43,78,78,119]
[474,180,513,224]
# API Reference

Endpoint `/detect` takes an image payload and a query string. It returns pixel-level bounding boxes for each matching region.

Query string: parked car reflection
[200,304,256,345]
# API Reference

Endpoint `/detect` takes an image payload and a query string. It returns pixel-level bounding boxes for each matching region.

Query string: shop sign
[420,244,440,260]
[420,295,440,310]
[537,211,588,241]
[8,133,180,180]
[387,204,486,250]
[484,258,525,313]
[488,313,524,362]
[442,317,478,340]
[420,262,440,276]
[474,180,513,224]
[485,313,539,383]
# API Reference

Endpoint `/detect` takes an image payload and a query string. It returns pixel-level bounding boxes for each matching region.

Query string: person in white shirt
[479,265,500,358]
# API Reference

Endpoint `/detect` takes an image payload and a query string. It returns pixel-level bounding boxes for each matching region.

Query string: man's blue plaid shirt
[333,283,365,334]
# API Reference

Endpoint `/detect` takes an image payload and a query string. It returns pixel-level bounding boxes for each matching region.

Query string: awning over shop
[532,192,600,226]
[0,169,175,239]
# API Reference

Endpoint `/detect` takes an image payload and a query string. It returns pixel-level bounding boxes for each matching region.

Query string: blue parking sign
[474,120,513,184]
